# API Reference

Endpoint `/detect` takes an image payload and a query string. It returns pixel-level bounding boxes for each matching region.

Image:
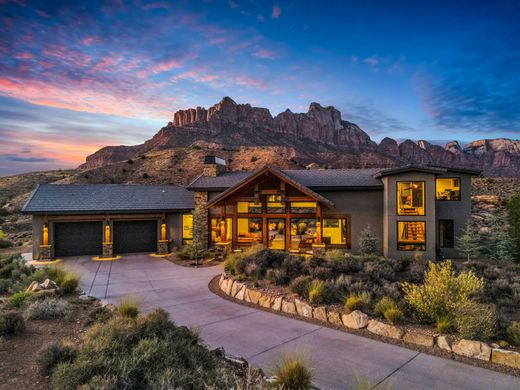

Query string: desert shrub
[454,301,496,340]
[326,275,352,302]
[344,292,371,314]
[8,290,35,308]
[232,245,285,279]
[374,296,402,324]
[290,275,313,297]
[358,225,378,255]
[383,308,403,324]
[364,260,395,282]
[343,254,364,273]
[0,278,10,293]
[324,249,345,262]
[223,255,239,274]
[436,314,455,333]
[60,273,79,295]
[402,261,483,323]
[408,259,427,283]
[85,306,113,326]
[307,280,332,305]
[26,298,72,320]
[28,266,67,285]
[280,255,305,279]
[507,192,520,261]
[506,322,520,346]
[38,342,78,375]
[0,254,33,292]
[0,311,25,336]
[0,229,11,248]
[392,257,410,272]
[272,353,312,390]
[265,268,289,285]
[309,266,333,281]
[117,296,140,318]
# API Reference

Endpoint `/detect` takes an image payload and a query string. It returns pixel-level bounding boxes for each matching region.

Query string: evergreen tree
[185,207,208,265]
[487,212,515,262]
[457,222,481,261]
[358,224,378,255]
[507,192,520,262]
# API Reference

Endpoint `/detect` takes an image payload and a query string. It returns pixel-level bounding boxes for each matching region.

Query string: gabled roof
[22,184,194,215]
[206,166,335,209]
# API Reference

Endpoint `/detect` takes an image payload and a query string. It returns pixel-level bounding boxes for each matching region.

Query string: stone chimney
[203,155,227,177]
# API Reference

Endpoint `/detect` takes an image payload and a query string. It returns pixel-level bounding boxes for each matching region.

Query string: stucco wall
[32,215,44,260]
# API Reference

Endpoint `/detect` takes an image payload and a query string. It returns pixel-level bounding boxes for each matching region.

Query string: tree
[487,212,515,262]
[184,208,208,265]
[358,224,378,255]
[507,192,520,262]
[456,222,481,261]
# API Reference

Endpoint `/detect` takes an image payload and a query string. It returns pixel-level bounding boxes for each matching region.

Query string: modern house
[23,156,480,261]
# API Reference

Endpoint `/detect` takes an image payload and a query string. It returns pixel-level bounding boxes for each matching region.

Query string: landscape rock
[281,300,297,315]
[221,278,233,295]
[272,296,283,311]
[327,310,343,326]
[403,331,435,347]
[27,281,42,292]
[231,281,244,297]
[491,349,520,369]
[41,278,58,289]
[313,306,327,322]
[367,320,404,340]
[78,294,92,301]
[437,335,453,352]
[342,310,369,329]
[258,294,274,308]
[245,289,262,305]
[234,285,246,301]
[452,339,491,361]
[294,299,313,318]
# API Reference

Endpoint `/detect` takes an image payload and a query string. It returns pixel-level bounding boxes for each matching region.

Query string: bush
[0,278,10,293]
[506,322,520,346]
[506,192,520,261]
[265,268,289,285]
[28,266,67,285]
[343,254,363,273]
[454,301,496,340]
[374,296,402,324]
[59,273,79,294]
[8,290,35,308]
[383,308,403,324]
[344,292,371,314]
[402,261,483,323]
[436,314,455,333]
[0,311,25,336]
[290,276,312,297]
[326,275,352,302]
[358,225,378,255]
[38,342,78,375]
[280,256,304,279]
[364,260,395,282]
[323,249,345,262]
[117,296,140,318]
[0,254,33,292]
[85,306,113,326]
[307,280,330,305]
[272,353,312,390]
[26,298,72,320]
[223,255,239,275]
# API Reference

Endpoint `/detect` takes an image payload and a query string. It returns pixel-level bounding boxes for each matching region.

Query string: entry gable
[207,166,334,208]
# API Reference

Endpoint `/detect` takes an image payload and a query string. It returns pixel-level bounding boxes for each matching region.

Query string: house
[22,156,480,261]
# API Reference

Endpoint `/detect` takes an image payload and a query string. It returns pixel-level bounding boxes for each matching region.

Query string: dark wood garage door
[113,220,157,254]
[54,221,103,257]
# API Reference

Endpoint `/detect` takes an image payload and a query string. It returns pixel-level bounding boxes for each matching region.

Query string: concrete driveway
[60,254,519,390]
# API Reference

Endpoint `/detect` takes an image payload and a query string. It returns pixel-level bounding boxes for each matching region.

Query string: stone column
[102,220,113,258]
[157,240,169,254]
[102,242,113,258]
[194,191,209,249]
[39,245,52,261]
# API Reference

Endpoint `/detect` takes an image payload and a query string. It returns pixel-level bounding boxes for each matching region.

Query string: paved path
[60,254,519,390]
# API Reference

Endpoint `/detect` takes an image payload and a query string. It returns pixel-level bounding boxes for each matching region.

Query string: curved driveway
[61,254,519,390]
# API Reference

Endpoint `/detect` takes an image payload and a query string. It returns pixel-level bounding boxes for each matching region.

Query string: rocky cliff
[79,97,520,177]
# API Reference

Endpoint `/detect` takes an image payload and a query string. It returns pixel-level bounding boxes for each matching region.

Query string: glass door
[268,219,285,250]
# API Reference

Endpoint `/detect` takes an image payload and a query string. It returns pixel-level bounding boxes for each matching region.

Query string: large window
[439,219,454,248]
[290,218,317,249]
[237,218,262,244]
[322,218,347,245]
[182,214,193,245]
[290,201,317,214]
[211,217,233,243]
[397,182,425,215]
[268,219,285,250]
[397,221,426,251]
[267,195,285,213]
[436,178,461,201]
[237,201,262,214]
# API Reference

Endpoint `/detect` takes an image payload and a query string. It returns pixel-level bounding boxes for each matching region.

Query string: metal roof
[22,184,194,214]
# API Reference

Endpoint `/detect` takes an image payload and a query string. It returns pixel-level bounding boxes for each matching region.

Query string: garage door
[54,221,103,257]
[113,220,157,254]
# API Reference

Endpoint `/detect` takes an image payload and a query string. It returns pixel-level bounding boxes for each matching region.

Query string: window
[290,218,317,249]
[397,182,424,215]
[237,218,262,244]
[439,220,454,248]
[290,201,317,214]
[226,218,232,242]
[322,218,347,245]
[182,214,193,245]
[436,178,461,201]
[210,217,223,243]
[268,219,285,250]
[237,201,262,214]
[397,221,426,251]
[267,195,285,213]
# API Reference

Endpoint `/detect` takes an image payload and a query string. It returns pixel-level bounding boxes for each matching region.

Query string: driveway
[60,254,519,390]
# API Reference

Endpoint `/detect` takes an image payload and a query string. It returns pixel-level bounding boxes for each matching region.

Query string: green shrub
[344,292,371,314]
[0,278,10,293]
[272,353,312,390]
[117,296,140,318]
[506,192,520,261]
[358,225,378,255]
[290,275,312,297]
[383,308,403,324]
[307,280,330,305]
[0,311,25,336]
[506,322,520,346]
[8,290,35,308]
[436,314,455,333]
[324,249,345,262]
[26,298,72,320]
[38,342,78,375]
[265,268,289,285]
[402,261,483,323]
[28,266,67,285]
[85,306,113,326]
[223,255,239,274]
[0,254,33,292]
[374,297,397,317]
[59,273,79,294]
[454,301,496,340]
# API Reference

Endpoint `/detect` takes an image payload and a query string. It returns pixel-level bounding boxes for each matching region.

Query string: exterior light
[42,224,49,246]
[105,224,111,243]
[161,223,167,241]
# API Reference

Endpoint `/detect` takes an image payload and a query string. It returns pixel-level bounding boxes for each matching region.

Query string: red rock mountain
[80,97,520,177]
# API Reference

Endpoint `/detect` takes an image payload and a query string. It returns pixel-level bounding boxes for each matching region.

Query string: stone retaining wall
[218,273,520,370]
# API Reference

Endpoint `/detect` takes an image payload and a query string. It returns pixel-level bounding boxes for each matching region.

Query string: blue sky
[0,0,519,175]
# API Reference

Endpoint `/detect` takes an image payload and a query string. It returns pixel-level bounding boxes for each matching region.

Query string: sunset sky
[0,0,519,175]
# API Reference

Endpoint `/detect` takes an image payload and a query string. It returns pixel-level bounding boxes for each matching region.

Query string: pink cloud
[81,36,98,46]
[364,56,379,66]
[272,5,282,19]
[151,59,183,73]
[14,52,33,60]
[92,55,123,71]
[235,75,268,90]
[252,49,276,60]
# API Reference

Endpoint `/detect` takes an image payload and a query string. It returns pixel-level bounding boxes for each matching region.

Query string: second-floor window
[397,181,425,215]
[436,178,461,201]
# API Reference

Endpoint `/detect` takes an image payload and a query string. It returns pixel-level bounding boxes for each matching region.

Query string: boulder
[272,296,283,311]
[259,294,274,308]
[327,310,343,326]
[437,335,453,352]
[452,339,491,361]
[231,281,244,297]
[403,331,434,347]
[27,281,42,292]
[41,278,58,289]
[281,300,297,315]
[234,285,246,301]
[491,349,520,369]
[342,310,369,329]
[367,320,404,340]
[245,289,262,304]
[294,299,313,318]
[313,306,327,322]
[221,278,233,295]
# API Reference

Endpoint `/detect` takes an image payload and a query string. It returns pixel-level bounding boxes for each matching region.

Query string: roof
[188,168,384,190]
[206,167,335,209]
[373,164,482,178]
[22,184,194,214]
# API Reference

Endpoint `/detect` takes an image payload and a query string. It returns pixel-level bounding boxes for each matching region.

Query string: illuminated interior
[436,178,460,201]
[237,201,262,213]
[210,217,223,243]
[397,221,425,250]
[268,219,286,250]
[237,218,262,243]
[290,218,317,249]
[226,218,232,242]
[182,214,193,245]
[397,182,424,215]
[290,201,317,214]
[267,195,285,213]
[322,218,347,245]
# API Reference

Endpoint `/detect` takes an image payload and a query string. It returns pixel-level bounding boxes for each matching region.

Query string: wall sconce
[104,224,111,243]
[42,224,49,246]
[161,223,167,241]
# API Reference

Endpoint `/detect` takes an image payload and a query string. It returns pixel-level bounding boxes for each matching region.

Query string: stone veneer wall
[194,191,209,249]
[218,273,520,370]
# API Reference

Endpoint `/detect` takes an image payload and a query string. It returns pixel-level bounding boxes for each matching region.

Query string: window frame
[396,181,426,216]
[438,219,455,248]
[396,220,426,251]
[321,217,349,247]
[435,177,461,202]
[182,213,193,245]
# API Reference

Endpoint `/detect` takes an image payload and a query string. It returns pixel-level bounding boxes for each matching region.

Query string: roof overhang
[373,165,482,178]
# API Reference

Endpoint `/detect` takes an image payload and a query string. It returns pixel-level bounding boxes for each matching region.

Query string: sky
[0,0,519,175]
